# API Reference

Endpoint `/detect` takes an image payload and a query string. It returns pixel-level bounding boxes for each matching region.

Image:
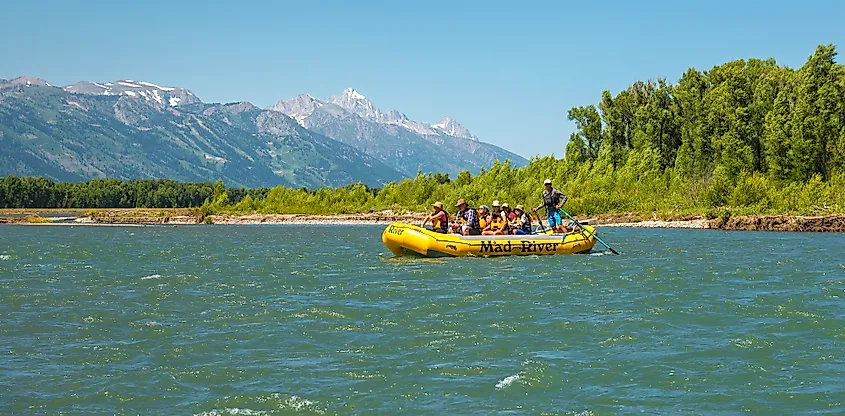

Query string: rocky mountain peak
[223,101,259,113]
[328,87,382,120]
[433,115,476,141]
[344,88,366,100]
[270,93,324,124]
[382,109,409,124]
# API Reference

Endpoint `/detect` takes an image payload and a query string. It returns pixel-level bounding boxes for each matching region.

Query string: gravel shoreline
[3,211,845,232]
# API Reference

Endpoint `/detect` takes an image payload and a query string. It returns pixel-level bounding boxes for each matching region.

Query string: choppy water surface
[1,225,844,415]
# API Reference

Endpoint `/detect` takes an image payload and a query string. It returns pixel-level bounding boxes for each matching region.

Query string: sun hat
[502,203,509,208]
[515,204,524,211]
[433,201,443,208]
[492,200,500,207]
[455,199,467,206]
[544,179,552,185]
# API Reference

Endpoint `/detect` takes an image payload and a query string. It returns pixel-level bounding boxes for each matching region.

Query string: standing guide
[533,179,568,234]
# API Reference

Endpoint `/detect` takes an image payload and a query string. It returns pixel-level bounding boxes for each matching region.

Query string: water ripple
[1,225,843,414]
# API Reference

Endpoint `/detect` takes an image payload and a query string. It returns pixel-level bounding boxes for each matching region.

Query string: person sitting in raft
[490,200,504,222]
[502,203,516,222]
[483,200,509,235]
[450,199,481,235]
[510,205,532,235]
[533,178,568,233]
[496,200,511,229]
[421,201,449,233]
[477,205,490,231]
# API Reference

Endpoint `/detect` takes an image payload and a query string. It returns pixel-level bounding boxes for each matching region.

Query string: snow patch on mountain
[64,79,201,107]
[138,81,176,91]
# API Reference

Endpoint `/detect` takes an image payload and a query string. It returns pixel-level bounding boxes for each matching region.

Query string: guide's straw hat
[432,201,443,209]
[515,205,524,211]
[544,179,552,185]
[455,199,467,206]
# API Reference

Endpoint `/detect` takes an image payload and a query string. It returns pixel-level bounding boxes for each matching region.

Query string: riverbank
[2,208,845,232]
[0,209,428,226]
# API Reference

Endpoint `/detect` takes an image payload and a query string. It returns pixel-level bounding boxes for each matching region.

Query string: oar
[559,208,620,255]
[533,213,546,234]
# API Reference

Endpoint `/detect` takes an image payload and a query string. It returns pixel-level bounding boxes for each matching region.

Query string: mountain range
[0,76,527,188]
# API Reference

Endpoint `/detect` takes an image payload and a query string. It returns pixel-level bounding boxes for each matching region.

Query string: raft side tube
[382,223,435,257]
[382,222,598,258]
[381,228,405,256]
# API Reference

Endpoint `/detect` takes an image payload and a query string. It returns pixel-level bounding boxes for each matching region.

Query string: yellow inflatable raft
[381,222,597,257]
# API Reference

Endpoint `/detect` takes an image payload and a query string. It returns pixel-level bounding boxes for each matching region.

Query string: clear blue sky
[1,0,842,158]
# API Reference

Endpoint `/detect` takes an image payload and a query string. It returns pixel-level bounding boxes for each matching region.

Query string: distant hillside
[0,77,402,188]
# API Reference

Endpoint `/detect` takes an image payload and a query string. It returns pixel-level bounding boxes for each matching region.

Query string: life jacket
[517,212,532,232]
[479,214,488,229]
[432,210,449,233]
[456,208,480,230]
[542,188,567,213]
[489,213,506,231]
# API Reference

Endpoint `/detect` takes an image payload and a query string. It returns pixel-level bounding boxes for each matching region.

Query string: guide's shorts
[547,210,562,227]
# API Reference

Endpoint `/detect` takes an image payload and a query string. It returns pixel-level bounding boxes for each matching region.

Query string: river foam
[495,374,521,389]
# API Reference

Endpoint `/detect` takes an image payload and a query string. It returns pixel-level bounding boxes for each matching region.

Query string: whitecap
[194,394,323,416]
[495,374,520,389]
[194,409,267,416]
[0,254,11,260]
[141,274,162,280]
[283,395,319,411]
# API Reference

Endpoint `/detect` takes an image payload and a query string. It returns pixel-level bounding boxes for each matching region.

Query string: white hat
[501,203,509,208]
[492,200,500,207]
[544,179,552,185]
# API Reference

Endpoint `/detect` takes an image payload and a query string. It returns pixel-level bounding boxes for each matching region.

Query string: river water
[1,225,843,415]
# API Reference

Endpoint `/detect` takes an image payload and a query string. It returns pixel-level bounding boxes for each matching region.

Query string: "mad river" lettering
[479,240,560,253]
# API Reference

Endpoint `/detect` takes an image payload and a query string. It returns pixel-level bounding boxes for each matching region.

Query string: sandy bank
[594,219,710,229]
[591,214,845,232]
[0,210,427,226]
[208,213,428,225]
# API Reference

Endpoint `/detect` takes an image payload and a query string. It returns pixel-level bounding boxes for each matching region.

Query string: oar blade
[559,208,621,255]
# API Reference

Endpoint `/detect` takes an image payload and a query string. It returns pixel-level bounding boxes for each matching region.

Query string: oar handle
[559,208,620,255]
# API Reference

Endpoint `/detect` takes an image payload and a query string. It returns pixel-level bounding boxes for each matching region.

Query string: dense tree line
[0,177,267,209]
[4,45,844,217]
[566,44,845,184]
